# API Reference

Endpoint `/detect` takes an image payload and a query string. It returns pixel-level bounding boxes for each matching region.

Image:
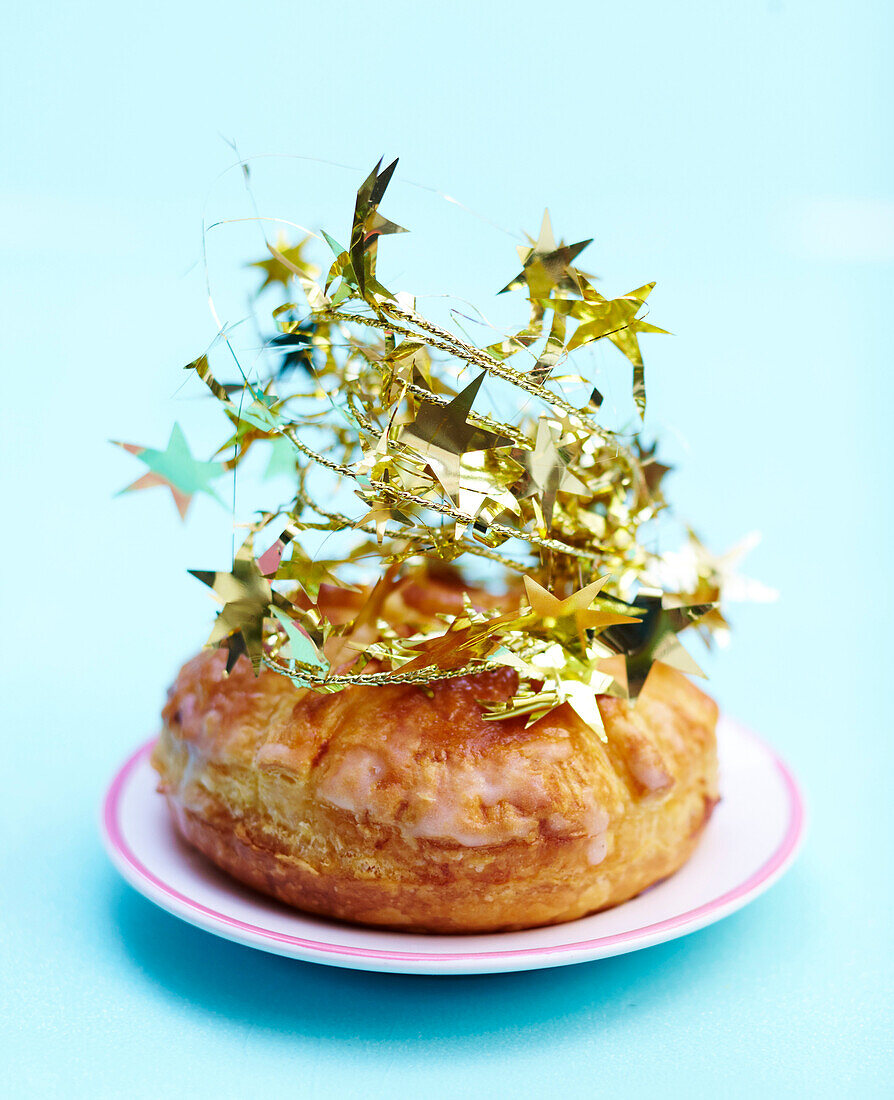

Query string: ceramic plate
[101,716,804,975]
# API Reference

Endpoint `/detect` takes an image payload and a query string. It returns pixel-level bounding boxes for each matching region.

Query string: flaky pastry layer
[152,651,718,932]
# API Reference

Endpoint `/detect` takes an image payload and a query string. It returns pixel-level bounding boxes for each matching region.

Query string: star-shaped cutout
[324,158,407,305]
[646,531,777,649]
[350,157,407,297]
[499,210,592,300]
[634,438,672,503]
[521,417,589,528]
[453,447,523,539]
[215,388,289,466]
[249,233,319,294]
[355,502,397,544]
[396,608,522,676]
[395,621,493,676]
[566,282,669,418]
[489,634,621,738]
[189,539,274,675]
[387,341,440,394]
[401,372,511,502]
[266,318,317,378]
[599,590,714,700]
[271,607,329,671]
[528,311,567,387]
[523,575,642,649]
[113,423,225,520]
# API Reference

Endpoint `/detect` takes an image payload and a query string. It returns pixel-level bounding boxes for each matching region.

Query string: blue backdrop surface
[2,2,891,1096]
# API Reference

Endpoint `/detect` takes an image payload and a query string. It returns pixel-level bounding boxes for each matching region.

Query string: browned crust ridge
[152,649,718,933]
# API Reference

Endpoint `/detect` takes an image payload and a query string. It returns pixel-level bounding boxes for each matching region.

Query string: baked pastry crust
[152,637,719,933]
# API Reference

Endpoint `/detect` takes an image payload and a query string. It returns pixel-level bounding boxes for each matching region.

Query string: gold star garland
[126,158,767,738]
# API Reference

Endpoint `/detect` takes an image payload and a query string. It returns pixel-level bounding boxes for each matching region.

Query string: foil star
[266,319,317,378]
[271,607,329,671]
[499,210,592,300]
[523,575,641,648]
[600,591,714,700]
[520,417,589,528]
[249,233,318,294]
[395,617,506,675]
[401,372,511,502]
[113,423,225,520]
[566,282,669,417]
[454,447,524,539]
[646,530,778,648]
[213,389,288,468]
[350,157,407,300]
[355,502,396,544]
[189,539,273,674]
[324,158,407,305]
[634,438,672,503]
[528,311,567,386]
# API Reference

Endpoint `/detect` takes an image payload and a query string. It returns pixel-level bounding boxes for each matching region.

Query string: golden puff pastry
[152,642,718,933]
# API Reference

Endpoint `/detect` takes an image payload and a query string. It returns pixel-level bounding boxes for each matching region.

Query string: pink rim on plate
[101,718,805,974]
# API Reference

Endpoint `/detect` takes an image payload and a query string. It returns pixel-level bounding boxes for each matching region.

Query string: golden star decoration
[324,157,407,305]
[499,209,592,301]
[189,539,274,674]
[249,233,319,294]
[400,372,511,504]
[216,389,290,468]
[523,575,641,648]
[599,591,714,700]
[521,417,589,529]
[150,158,761,724]
[393,609,521,676]
[565,281,670,417]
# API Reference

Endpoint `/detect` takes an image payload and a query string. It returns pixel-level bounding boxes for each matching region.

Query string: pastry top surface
[161,644,717,853]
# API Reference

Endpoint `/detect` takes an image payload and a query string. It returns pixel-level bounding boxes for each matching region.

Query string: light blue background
[2,2,891,1096]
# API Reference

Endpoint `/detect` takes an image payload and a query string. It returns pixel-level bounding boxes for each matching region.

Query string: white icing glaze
[404,756,549,845]
[629,757,672,792]
[519,738,572,762]
[406,798,497,847]
[546,812,571,833]
[581,801,610,836]
[315,734,612,851]
[587,836,608,866]
[317,745,560,846]
[317,746,388,813]
[255,742,300,769]
[580,796,610,865]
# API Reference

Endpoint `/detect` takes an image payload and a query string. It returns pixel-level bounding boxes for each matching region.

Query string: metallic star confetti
[113,423,226,519]
[117,158,767,723]
[250,233,319,294]
[189,538,275,673]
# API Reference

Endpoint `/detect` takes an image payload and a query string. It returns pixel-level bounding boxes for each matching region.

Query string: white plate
[101,717,804,975]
